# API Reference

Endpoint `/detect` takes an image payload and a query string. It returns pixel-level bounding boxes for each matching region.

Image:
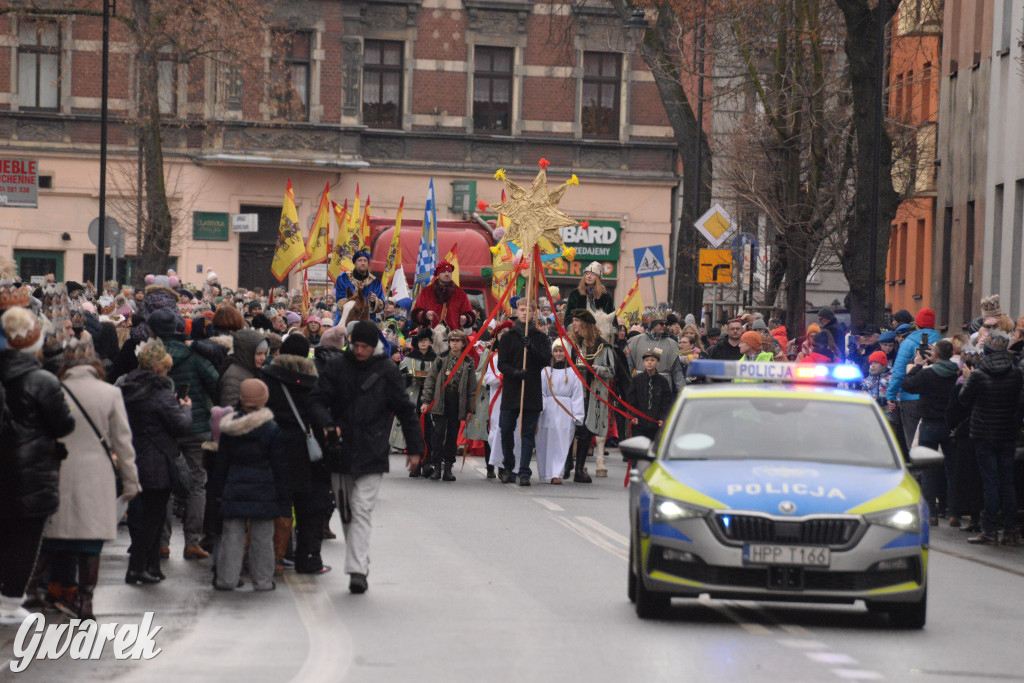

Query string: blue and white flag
[414,178,438,296]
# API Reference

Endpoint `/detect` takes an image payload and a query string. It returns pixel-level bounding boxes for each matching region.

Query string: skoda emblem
[778,501,797,514]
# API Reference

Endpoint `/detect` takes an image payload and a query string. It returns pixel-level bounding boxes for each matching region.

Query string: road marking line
[285,574,354,682]
[533,498,564,512]
[779,623,813,637]
[807,653,858,665]
[831,669,883,680]
[698,597,772,635]
[574,516,628,546]
[777,639,829,649]
[553,516,628,560]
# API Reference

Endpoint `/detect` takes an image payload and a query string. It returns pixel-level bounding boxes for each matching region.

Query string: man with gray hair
[958,328,1024,545]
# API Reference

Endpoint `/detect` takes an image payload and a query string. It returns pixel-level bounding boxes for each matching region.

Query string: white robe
[485,354,521,473]
[536,365,586,482]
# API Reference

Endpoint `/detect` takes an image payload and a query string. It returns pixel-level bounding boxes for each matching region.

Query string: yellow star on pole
[487,162,577,256]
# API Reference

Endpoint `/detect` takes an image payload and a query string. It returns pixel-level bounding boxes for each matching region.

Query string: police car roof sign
[686,360,863,384]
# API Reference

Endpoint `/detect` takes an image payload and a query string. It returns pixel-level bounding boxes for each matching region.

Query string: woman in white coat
[44,333,139,620]
[484,322,520,478]
[536,340,585,484]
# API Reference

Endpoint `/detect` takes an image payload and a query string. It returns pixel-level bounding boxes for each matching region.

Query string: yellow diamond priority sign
[694,203,735,248]
[698,249,733,284]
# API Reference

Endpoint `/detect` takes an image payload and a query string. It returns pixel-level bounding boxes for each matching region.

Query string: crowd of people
[1,248,1021,629]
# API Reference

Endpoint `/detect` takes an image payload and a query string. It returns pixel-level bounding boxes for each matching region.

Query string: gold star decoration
[487,162,580,257]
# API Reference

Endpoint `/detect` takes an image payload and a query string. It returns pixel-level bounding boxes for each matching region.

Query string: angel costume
[535,363,585,482]
[484,352,521,474]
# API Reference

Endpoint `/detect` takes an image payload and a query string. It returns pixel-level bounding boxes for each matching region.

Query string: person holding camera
[886,308,940,450]
[901,339,958,525]
[308,321,423,593]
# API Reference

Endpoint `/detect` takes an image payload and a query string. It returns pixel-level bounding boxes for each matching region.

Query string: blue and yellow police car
[622,360,942,628]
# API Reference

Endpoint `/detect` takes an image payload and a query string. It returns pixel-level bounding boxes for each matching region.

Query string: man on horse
[410,260,475,331]
[335,249,385,317]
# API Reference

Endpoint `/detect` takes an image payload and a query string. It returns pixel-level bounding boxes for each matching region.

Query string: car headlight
[865,505,921,533]
[652,496,708,523]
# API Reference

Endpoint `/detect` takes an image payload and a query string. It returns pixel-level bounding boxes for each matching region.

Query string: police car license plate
[743,544,830,567]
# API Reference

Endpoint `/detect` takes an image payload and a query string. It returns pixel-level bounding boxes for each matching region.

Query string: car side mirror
[907,446,943,469]
[619,436,655,461]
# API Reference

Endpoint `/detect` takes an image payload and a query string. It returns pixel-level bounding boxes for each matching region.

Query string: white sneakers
[0,595,31,626]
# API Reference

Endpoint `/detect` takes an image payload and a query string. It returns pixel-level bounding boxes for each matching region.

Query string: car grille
[712,514,861,547]
[649,547,920,592]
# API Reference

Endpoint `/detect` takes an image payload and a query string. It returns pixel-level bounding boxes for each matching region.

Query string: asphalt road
[2,452,1023,682]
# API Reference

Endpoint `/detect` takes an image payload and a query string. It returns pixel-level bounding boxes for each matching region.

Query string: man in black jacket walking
[957,330,1024,545]
[902,338,959,524]
[308,320,424,593]
[497,298,552,485]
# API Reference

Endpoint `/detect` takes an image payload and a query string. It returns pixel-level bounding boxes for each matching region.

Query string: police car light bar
[687,359,864,384]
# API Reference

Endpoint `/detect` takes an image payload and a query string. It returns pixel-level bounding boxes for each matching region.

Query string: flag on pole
[271,179,308,282]
[342,186,363,271]
[391,263,410,301]
[380,197,404,293]
[443,243,461,286]
[298,182,331,270]
[360,194,373,248]
[616,277,644,326]
[414,179,438,297]
[327,199,349,283]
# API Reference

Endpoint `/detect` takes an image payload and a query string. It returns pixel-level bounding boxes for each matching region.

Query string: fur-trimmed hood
[144,284,180,300]
[219,407,274,436]
[267,353,317,376]
[206,334,234,351]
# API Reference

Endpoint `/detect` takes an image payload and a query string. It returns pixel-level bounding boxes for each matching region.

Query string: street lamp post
[94,0,114,288]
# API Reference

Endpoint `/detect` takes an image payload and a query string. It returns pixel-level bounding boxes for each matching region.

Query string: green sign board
[192,212,230,241]
[558,219,620,260]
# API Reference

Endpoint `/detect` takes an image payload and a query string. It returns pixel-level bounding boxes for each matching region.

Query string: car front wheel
[879,589,927,629]
[634,541,670,619]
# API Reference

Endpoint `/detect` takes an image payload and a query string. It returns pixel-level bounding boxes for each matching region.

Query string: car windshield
[665,396,900,468]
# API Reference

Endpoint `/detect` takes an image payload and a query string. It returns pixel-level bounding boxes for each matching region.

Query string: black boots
[441,464,456,481]
[429,464,442,480]
[421,464,435,479]
[77,554,101,620]
[574,452,592,483]
[486,464,495,478]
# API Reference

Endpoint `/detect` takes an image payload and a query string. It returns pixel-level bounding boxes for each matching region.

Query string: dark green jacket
[161,335,221,434]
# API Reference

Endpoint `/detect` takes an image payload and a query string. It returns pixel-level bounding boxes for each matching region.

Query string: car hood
[651,459,913,516]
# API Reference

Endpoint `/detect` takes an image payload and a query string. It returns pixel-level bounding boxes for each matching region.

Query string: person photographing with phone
[885,308,940,451]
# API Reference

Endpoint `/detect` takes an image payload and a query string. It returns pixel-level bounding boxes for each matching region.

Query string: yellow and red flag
[443,243,461,287]
[327,199,349,283]
[271,179,308,282]
[616,277,643,326]
[380,198,404,294]
[344,191,364,267]
[298,181,331,270]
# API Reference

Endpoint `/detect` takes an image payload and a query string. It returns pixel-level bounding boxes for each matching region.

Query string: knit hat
[980,294,1003,318]
[239,378,269,410]
[806,323,820,336]
[136,338,170,371]
[751,318,768,331]
[320,324,347,349]
[642,347,663,360]
[878,331,896,343]
[64,332,99,368]
[285,311,302,326]
[868,350,889,365]
[817,307,836,322]
[915,308,936,330]
[1,306,44,353]
[707,326,721,337]
[148,307,179,338]
[206,271,218,283]
[740,331,763,352]
[349,320,380,347]
[280,334,311,357]
[684,313,696,326]
[892,309,914,326]
[666,313,680,327]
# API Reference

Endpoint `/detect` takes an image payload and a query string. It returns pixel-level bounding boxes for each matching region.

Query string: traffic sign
[698,249,733,284]
[694,202,734,247]
[633,245,667,278]
[88,216,124,258]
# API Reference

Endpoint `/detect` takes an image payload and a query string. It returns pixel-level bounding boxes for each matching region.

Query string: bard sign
[0,158,39,208]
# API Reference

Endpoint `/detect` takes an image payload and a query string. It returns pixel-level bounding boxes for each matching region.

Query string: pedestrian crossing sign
[694,203,734,247]
[633,245,667,278]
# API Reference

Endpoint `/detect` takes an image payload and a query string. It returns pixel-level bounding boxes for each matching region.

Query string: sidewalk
[928,520,1024,576]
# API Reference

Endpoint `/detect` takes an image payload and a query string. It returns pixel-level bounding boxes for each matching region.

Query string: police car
[622,360,942,628]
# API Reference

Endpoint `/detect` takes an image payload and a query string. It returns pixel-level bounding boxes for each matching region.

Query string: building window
[363,40,403,129]
[270,30,311,121]
[157,54,177,116]
[582,52,620,138]
[474,47,513,133]
[17,21,60,110]
[218,63,244,115]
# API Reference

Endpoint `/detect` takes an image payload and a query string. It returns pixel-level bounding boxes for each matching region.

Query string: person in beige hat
[210,378,289,591]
